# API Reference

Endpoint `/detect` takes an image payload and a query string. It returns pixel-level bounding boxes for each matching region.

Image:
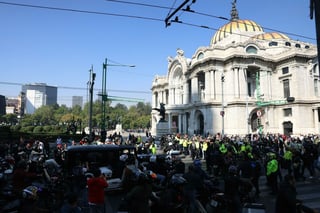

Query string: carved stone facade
[151,5,319,136]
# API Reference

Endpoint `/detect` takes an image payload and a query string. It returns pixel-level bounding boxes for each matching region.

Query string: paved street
[75,153,320,213]
[182,155,320,213]
[258,174,320,213]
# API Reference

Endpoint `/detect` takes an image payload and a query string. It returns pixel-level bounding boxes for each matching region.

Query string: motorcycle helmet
[170,174,187,187]
[22,185,39,200]
[149,155,157,163]
[193,159,202,168]
[228,165,238,174]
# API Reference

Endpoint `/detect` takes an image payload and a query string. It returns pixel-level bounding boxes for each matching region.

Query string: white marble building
[151,2,319,136]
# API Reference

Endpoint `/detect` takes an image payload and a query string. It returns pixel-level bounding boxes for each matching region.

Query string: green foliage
[12,101,152,134]
[43,125,53,132]
[20,114,36,127]
[33,126,43,133]
[10,125,21,132]
[21,126,35,133]
[53,125,64,133]
[0,113,18,125]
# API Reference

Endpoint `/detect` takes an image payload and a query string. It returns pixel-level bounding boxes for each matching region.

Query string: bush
[33,126,43,133]
[43,125,53,133]
[10,125,21,132]
[53,126,64,134]
[21,126,35,133]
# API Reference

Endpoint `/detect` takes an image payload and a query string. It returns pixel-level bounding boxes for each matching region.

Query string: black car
[63,144,136,193]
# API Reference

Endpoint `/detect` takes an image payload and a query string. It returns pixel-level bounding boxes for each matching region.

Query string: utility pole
[244,69,250,135]
[100,58,136,142]
[310,0,320,75]
[221,72,225,138]
[101,59,108,142]
[88,66,96,142]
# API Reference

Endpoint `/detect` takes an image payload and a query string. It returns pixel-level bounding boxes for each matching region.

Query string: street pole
[88,66,95,141]
[310,0,320,76]
[101,59,108,142]
[221,72,225,138]
[100,58,136,141]
[244,69,250,135]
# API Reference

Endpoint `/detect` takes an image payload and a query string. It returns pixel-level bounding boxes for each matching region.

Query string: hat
[228,165,238,174]
[150,155,157,163]
[119,154,128,162]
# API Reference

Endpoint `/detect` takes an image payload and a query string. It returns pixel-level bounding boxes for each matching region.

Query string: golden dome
[251,32,290,40]
[211,19,264,45]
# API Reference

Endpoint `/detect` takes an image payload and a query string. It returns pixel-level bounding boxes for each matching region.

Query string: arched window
[246,46,258,54]
[197,52,204,60]
[269,41,278,46]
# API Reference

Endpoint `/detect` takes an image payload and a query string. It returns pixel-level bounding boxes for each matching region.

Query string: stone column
[169,88,174,105]
[178,113,182,134]
[160,91,164,104]
[152,92,157,108]
[240,67,248,99]
[234,67,240,98]
[210,70,215,100]
[205,70,210,101]
[168,113,172,133]
[191,76,199,102]
[183,81,189,104]
[314,107,319,133]
[267,70,272,100]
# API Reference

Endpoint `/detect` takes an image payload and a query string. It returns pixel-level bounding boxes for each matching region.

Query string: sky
[0,0,317,107]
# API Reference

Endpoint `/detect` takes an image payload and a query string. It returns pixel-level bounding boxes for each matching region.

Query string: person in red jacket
[87,168,108,213]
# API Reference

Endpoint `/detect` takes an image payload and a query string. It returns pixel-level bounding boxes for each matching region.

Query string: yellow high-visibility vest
[267,159,278,176]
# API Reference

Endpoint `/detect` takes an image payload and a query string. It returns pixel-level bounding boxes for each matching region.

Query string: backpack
[250,161,261,176]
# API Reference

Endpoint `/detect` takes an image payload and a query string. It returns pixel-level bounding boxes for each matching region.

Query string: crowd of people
[164,132,320,213]
[1,131,320,212]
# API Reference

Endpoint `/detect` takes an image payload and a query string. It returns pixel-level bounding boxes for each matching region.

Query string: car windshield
[64,144,136,179]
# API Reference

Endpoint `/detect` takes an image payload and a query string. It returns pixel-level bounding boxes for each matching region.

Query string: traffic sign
[257,110,262,117]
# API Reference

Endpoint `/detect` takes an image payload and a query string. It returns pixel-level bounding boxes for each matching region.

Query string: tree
[13,100,152,134]
[33,105,55,125]
[3,113,18,125]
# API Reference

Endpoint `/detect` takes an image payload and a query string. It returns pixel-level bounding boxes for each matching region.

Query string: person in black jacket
[182,165,204,213]
[275,174,297,213]
[224,165,246,213]
[275,174,316,213]
[123,173,153,213]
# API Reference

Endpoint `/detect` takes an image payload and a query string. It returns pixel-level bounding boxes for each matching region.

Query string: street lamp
[88,65,96,141]
[244,69,250,135]
[221,72,225,138]
[100,58,135,142]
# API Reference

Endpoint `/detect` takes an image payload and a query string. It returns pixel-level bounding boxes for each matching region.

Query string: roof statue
[231,0,239,20]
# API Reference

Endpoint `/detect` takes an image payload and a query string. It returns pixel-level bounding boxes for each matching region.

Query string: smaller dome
[211,19,264,45]
[252,32,290,40]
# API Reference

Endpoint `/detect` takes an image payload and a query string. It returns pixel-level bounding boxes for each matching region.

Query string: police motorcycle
[0,155,15,183]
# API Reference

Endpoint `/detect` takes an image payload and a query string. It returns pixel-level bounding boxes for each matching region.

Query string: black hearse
[63,144,136,193]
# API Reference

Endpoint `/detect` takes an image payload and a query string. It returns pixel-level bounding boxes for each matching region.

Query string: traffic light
[257,118,261,127]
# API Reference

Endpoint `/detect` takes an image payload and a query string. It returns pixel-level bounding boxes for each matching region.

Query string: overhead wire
[0,1,163,22]
[166,0,178,18]
[0,1,315,41]
[0,81,151,94]
[105,0,316,41]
